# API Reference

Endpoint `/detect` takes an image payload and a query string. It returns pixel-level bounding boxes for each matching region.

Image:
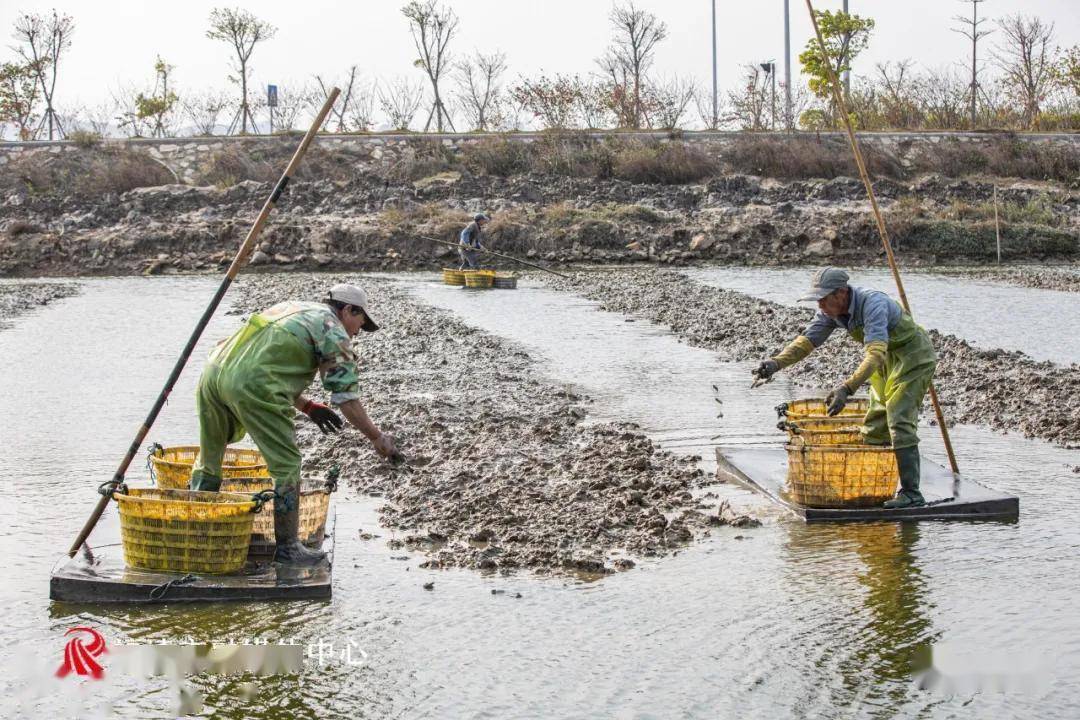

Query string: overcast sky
[3,0,1077,120]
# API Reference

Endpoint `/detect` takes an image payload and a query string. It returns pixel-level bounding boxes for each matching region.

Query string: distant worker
[459,213,490,270]
[190,283,401,565]
[753,267,937,508]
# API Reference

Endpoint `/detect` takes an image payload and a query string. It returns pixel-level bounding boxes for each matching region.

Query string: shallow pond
[0,273,1076,718]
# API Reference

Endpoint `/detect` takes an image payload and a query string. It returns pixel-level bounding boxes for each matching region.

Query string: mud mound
[0,282,79,330]
[229,273,756,575]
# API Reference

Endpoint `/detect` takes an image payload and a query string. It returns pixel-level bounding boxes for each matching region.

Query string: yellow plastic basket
[221,477,332,554]
[114,488,260,574]
[493,273,518,289]
[464,270,495,289]
[777,397,870,421]
[785,443,898,508]
[148,444,269,490]
[784,417,864,446]
[443,268,466,286]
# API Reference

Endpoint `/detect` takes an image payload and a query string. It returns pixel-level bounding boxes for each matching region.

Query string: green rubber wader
[190,311,318,506]
[850,313,937,450]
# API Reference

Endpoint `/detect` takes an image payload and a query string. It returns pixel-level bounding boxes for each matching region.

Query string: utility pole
[761,61,777,130]
[952,0,991,128]
[711,0,718,128]
[784,0,792,129]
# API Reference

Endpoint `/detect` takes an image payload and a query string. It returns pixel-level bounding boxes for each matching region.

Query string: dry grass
[912,136,1079,185]
[0,148,174,198]
[721,135,905,180]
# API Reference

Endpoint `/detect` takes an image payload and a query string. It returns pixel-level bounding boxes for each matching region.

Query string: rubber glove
[754,359,780,381]
[302,401,344,434]
[825,384,851,416]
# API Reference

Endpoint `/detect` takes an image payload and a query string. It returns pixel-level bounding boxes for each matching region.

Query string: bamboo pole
[425,235,573,279]
[804,0,960,474]
[67,88,342,558]
[993,184,1002,265]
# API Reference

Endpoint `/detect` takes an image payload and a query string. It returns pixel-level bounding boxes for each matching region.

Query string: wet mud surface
[0,282,79,330]
[544,268,1080,448]
[230,273,758,575]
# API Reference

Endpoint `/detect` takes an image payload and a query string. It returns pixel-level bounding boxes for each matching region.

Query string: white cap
[327,283,380,332]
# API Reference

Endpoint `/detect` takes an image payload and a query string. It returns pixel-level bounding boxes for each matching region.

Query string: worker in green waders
[190,283,399,565]
[754,267,937,508]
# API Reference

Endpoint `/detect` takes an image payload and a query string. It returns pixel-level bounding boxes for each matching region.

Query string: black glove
[825,384,851,416]
[303,401,344,434]
[754,359,780,381]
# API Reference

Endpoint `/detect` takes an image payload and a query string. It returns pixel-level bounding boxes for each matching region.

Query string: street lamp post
[784,0,792,129]
[711,0,718,128]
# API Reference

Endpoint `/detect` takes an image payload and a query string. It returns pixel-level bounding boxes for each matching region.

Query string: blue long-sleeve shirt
[460,221,483,249]
[802,286,902,347]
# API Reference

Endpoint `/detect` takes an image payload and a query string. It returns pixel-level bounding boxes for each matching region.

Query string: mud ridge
[229,273,758,576]
[543,268,1080,448]
[0,282,79,330]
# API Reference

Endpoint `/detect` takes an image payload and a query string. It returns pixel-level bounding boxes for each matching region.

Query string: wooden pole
[993,184,1002,265]
[425,235,573,279]
[67,88,342,558]
[804,0,960,475]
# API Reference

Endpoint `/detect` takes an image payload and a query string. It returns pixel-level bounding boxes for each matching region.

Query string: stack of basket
[493,272,518,290]
[144,444,331,558]
[442,268,466,286]
[777,398,898,508]
[464,269,495,289]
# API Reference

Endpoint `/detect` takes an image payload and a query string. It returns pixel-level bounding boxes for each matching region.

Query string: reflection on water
[687,266,1080,366]
[0,274,1077,718]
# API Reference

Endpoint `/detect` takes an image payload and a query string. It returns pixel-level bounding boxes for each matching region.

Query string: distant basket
[785,443,898,508]
[777,397,870,422]
[221,476,332,554]
[115,488,259,574]
[493,273,518,289]
[464,270,495,288]
[443,268,466,286]
[783,416,864,446]
[148,444,269,490]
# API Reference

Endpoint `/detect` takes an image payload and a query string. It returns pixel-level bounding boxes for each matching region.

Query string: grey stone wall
[1,131,1075,185]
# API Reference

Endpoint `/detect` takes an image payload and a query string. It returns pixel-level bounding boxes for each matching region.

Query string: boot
[189,470,221,492]
[883,445,925,508]
[273,494,326,566]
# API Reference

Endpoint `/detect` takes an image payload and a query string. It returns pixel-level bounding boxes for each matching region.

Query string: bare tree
[401,0,457,132]
[993,14,1056,129]
[267,81,312,132]
[693,85,730,129]
[576,78,614,129]
[917,67,970,129]
[874,60,920,128]
[183,90,229,135]
[454,50,506,131]
[378,76,426,130]
[727,64,771,130]
[952,0,993,127]
[597,1,668,128]
[346,82,377,131]
[647,75,695,129]
[316,66,359,133]
[207,7,277,134]
[12,10,74,139]
[113,84,150,137]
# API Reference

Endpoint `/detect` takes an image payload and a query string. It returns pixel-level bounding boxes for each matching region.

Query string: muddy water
[1,274,1078,718]
[686,266,1080,366]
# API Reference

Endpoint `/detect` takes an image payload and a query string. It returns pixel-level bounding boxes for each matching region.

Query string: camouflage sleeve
[314,315,361,405]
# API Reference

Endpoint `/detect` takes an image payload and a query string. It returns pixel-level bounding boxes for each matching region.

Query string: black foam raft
[49,510,335,603]
[716,447,1019,522]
